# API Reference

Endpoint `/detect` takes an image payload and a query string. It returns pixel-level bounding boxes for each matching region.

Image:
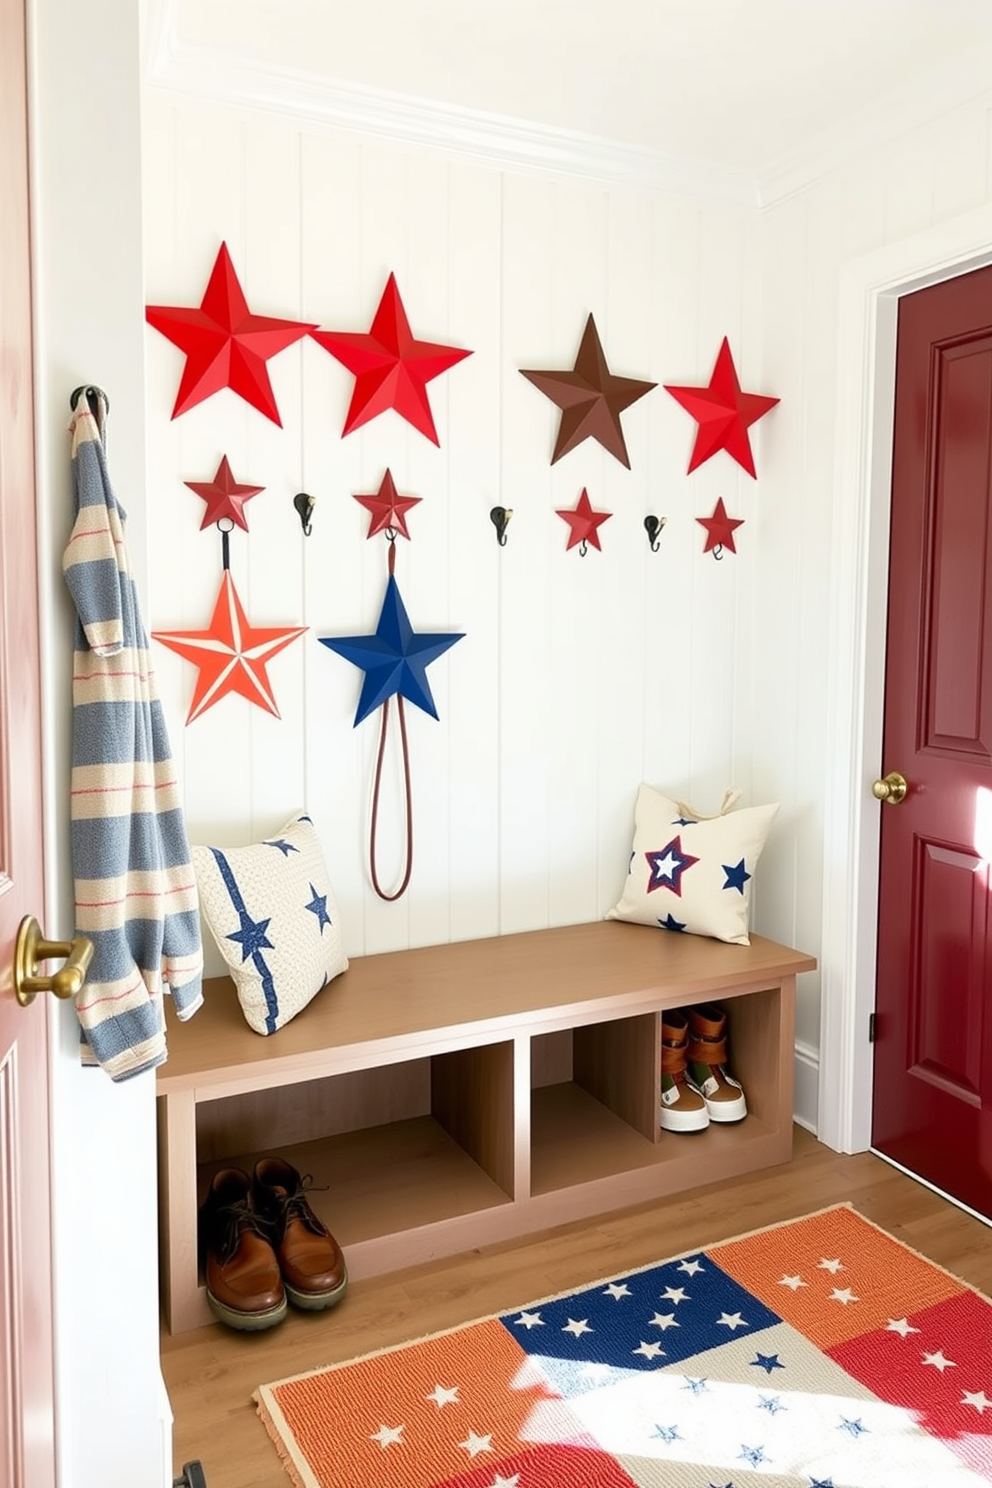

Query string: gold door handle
[14,915,94,1007]
[872,770,908,805]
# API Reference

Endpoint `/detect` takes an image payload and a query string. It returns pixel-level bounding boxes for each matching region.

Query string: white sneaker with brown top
[686,1002,747,1122]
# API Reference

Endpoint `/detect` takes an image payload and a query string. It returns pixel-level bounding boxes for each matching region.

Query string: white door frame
[818,201,992,1155]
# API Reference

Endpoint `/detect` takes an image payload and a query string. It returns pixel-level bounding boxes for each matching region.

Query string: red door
[872,263,992,1216]
[0,0,58,1481]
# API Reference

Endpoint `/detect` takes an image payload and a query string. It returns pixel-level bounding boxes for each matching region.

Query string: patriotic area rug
[254,1204,992,1488]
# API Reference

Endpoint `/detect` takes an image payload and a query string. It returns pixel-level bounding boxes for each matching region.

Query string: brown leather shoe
[200,1167,287,1330]
[251,1157,348,1311]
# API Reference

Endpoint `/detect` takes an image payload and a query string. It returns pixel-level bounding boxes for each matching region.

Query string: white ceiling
[155,0,992,198]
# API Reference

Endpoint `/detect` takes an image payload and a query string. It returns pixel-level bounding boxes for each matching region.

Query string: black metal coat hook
[69,385,110,416]
[490,506,512,547]
[294,491,315,536]
[644,514,666,552]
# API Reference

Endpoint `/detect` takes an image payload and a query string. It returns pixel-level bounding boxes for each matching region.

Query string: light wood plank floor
[161,1128,992,1488]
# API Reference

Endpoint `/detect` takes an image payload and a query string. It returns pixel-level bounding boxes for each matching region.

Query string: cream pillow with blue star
[192,812,348,1035]
[607,785,778,946]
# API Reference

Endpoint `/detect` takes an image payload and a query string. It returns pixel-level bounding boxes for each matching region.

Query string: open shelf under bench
[156,919,815,1333]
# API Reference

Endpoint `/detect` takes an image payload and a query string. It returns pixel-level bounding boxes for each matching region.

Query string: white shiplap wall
[141,95,771,975]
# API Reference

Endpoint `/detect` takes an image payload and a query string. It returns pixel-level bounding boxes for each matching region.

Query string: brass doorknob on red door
[872,770,908,805]
[13,915,93,1007]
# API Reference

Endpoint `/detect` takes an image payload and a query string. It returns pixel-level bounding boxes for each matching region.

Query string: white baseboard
[793,1039,819,1136]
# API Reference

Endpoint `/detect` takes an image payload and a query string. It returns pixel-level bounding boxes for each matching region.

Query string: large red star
[520,314,656,468]
[310,273,472,445]
[184,455,264,532]
[556,488,612,553]
[152,571,307,723]
[353,469,422,540]
[145,243,317,425]
[696,496,745,555]
[664,337,779,478]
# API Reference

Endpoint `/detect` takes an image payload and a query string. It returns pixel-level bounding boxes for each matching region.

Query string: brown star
[520,314,656,468]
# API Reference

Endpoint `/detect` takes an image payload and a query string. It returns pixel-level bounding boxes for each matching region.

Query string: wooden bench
[156,919,815,1333]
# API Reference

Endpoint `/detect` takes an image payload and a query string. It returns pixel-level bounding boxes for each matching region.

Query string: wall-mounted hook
[490,506,512,547]
[69,385,110,417]
[293,491,315,537]
[643,514,666,552]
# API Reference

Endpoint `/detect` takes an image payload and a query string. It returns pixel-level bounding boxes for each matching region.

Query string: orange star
[153,571,307,723]
[665,337,778,478]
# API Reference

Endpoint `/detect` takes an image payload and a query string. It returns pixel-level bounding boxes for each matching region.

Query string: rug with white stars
[254,1203,992,1488]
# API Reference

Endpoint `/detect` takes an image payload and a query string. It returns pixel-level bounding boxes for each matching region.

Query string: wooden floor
[160,1127,992,1488]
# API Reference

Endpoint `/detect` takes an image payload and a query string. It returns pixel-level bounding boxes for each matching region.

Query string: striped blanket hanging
[62,391,202,1080]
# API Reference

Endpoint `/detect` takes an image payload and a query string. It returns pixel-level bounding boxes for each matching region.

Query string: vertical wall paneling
[445,161,503,943]
[497,172,557,931]
[546,178,611,928]
[300,131,368,952]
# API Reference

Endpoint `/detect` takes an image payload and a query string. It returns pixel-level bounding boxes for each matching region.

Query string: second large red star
[311,273,472,445]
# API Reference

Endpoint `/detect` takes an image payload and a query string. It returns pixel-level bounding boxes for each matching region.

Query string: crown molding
[142,0,992,213]
[141,6,757,205]
[757,39,992,209]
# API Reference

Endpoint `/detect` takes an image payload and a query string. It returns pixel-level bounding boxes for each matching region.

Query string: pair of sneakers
[199,1156,348,1330]
[660,1002,747,1132]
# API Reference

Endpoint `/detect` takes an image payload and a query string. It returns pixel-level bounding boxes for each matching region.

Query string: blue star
[652,1424,681,1443]
[658,913,687,932]
[265,838,299,856]
[682,1377,709,1394]
[758,1394,785,1415]
[750,1353,785,1375]
[645,836,700,896]
[838,1417,868,1438]
[304,883,332,932]
[226,910,273,962]
[320,574,464,726]
[673,815,696,826]
[738,1445,769,1467]
[722,858,751,893]
[810,1479,835,1487]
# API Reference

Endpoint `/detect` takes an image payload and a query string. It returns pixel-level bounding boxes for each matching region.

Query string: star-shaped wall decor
[310,273,472,445]
[152,570,307,723]
[556,488,612,553]
[353,469,422,540]
[697,496,745,555]
[664,337,779,478]
[319,574,464,726]
[145,243,317,425]
[520,313,656,468]
[185,455,264,532]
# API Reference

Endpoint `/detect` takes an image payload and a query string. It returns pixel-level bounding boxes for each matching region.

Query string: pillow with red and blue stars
[607,785,778,945]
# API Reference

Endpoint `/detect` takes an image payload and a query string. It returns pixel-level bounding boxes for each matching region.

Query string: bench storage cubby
[157,919,815,1333]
